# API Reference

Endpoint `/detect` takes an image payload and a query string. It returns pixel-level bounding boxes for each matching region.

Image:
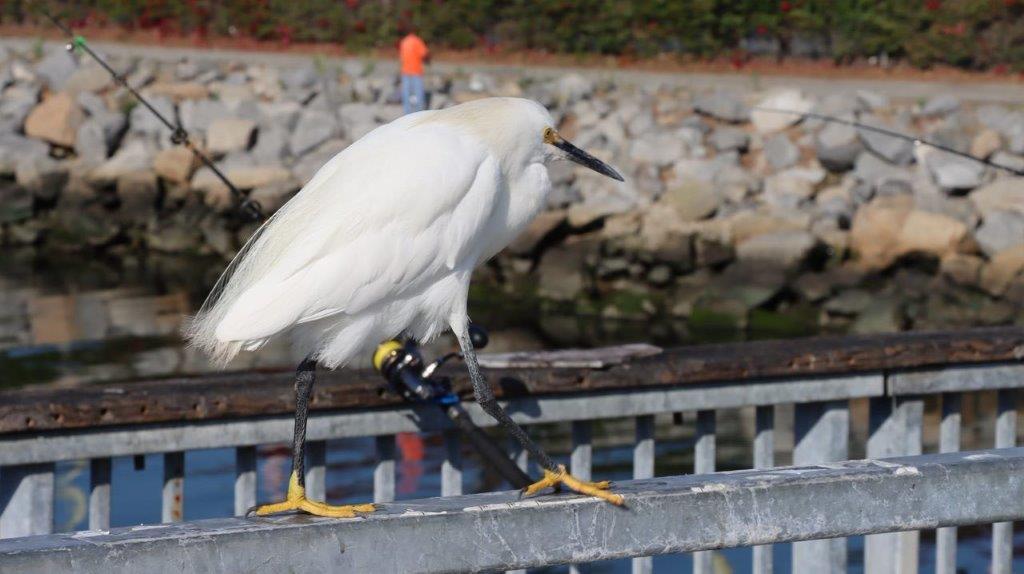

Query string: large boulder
[974,210,1024,256]
[24,93,84,148]
[179,99,230,135]
[206,118,256,155]
[815,122,862,172]
[857,115,914,165]
[629,132,686,166]
[923,150,987,192]
[735,230,817,270]
[849,195,914,270]
[89,137,157,185]
[661,177,720,222]
[763,133,800,170]
[35,48,77,91]
[0,135,49,176]
[15,154,66,201]
[709,126,748,152]
[980,245,1024,296]
[896,210,969,259]
[289,109,340,157]
[153,146,197,183]
[750,89,812,133]
[694,91,749,123]
[969,178,1024,216]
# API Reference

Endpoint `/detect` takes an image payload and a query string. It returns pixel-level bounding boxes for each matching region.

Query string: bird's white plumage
[186,98,556,367]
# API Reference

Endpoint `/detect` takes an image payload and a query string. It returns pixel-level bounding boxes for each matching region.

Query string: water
[4,250,1023,572]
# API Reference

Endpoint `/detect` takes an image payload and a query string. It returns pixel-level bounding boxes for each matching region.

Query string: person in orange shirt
[399,25,429,114]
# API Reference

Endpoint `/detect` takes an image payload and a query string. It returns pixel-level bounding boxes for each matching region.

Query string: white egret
[187,97,625,517]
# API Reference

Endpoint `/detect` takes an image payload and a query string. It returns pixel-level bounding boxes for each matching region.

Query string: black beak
[554,138,624,181]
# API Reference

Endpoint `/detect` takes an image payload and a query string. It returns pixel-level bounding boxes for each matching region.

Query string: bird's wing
[205,119,499,344]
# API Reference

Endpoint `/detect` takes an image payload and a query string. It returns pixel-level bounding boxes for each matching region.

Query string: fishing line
[753,106,1024,177]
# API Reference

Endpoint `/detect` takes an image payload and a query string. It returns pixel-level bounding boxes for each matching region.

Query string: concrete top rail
[2,327,1022,435]
[2,448,1022,573]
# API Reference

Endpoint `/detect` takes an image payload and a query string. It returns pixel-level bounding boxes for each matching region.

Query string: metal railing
[0,327,1023,573]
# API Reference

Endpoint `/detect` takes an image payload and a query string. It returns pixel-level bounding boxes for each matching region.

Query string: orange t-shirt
[400,34,429,76]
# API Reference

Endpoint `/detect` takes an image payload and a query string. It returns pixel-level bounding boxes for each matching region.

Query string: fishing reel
[372,324,489,405]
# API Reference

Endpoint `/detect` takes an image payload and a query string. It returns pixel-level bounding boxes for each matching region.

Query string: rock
[15,154,66,200]
[251,123,289,162]
[853,152,913,191]
[858,115,914,165]
[129,95,174,140]
[0,134,49,176]
[920,94,960,117]
[924,149,987,191]
[815,122,862,172]
[0,91,37,133]
[289,109,339,157]
[179,99,230,135]
[751,90,812,133]
[153,146,197,183]
[115,170,159,218]
[75,112,126,163]
[661,177,720,221]
[971,129,1002,159]
[762,168,822,211]
[728,211,807,244]
[35,48,77,90]
[896,210,969,259]
[47,207,121,249]
[146,208,206,253]
[974,210,1024,256]
[89,137,157,185]
[507,210,566,255]
[206,118,256,155]
[0,183,33,224]
[856,90,889,111]
[990,152,1024,174]
[147,81,209,101]
[849,194,914,270]
[629,133,685,166]
[793,273,834,302]
[969,178,1024,217]
[763,133,800,170]
[980,245,1024,296]
[735,230,817,270]
[940,253,983,287]
[694,91,749,123]
[553,74,594,106]
[282,64,318,90]
[850,298,902,334]
[709,126,748,152]
[24,93,84,147]
[825,289,873,315]
[63,64,111,94]
[536,243,590,300]
[225,164,292,189]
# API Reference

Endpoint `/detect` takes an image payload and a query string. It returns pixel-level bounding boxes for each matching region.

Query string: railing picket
[374,435,396,503]
[0,463,54,538]
[992,389,1016,574]
[571,420,593,481]
[936,393,961,574]
[693,410,716,574]
[233,447,256,517]
[305,441,326,503]
[88,458,111,530]
[865,396,923,574]
[161,452,184,523]
[792,401,849,574]
[753,406,775,574]
[569,421,593,574]
[441,430,462,497]
[632,415,655,574]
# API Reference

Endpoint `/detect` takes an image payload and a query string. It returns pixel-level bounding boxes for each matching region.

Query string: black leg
[292,357,317,488]
[455,324,556,472]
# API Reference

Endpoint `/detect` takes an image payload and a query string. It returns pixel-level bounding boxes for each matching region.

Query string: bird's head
[433,98,624,182]
[540,125,624,181]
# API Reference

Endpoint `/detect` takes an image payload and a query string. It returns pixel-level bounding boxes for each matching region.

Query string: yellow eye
[543,127,557,144]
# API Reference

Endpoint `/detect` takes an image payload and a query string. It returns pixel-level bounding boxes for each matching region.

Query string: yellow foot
[249,471,375,518]
[521,464,625,506]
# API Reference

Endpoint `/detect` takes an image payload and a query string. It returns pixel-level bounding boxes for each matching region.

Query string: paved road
[4,37,1024,104]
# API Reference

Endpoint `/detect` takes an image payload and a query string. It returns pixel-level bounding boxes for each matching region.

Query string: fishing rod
[752,105,1024,177]
[35,4,263,221]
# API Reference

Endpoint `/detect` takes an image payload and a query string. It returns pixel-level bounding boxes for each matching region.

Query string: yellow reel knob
[372,340,403,372]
